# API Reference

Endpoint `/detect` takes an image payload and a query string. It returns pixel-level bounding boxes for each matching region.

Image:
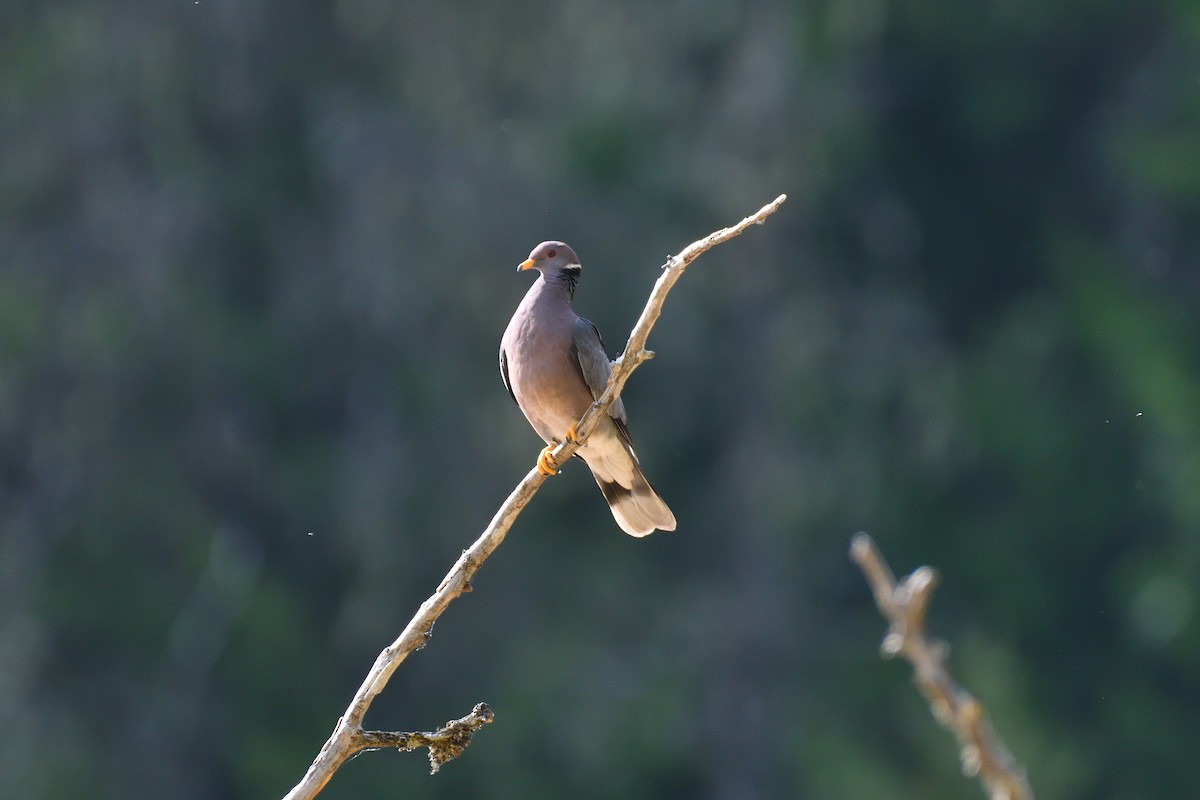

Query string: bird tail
[596,465,677,537]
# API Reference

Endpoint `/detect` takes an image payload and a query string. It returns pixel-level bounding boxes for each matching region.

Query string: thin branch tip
[850,531,874,558]
[910,565,937,589]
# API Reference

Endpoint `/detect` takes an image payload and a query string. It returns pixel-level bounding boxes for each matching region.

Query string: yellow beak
[517,258,536,271]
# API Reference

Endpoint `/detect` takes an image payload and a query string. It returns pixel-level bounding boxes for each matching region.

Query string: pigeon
[500,241,676,537]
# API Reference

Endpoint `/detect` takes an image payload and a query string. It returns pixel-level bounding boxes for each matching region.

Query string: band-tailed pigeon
[500,241,676,537]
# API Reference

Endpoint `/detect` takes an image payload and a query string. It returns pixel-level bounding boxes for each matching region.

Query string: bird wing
[499,346,518,406]
[569,316,629,433]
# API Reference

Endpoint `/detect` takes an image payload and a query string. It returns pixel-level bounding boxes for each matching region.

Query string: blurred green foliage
[2,1,1198,798]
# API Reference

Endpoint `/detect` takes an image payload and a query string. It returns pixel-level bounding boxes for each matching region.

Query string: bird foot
[537,427,581,475]
[536,446,561,476]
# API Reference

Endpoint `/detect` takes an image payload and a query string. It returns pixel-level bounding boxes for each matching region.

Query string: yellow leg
[564,424,579,444]
[536,446,560,476]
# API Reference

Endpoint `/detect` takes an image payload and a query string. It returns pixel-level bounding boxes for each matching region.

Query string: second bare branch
[850,532,1034,800]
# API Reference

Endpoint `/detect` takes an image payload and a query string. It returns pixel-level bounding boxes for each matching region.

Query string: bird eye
[547,249,557,258]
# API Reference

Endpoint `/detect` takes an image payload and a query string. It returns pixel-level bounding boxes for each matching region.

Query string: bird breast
[502,288,594,442]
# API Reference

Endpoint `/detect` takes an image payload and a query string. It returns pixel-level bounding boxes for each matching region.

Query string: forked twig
[850,533,1034,800]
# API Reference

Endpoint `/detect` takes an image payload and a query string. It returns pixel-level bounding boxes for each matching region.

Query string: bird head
[517,241,581,275]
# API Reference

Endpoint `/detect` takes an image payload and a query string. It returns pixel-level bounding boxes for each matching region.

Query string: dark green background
[3,1,1198,798]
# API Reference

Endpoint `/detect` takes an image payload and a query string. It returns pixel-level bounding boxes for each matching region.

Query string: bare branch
[282,195,787,799]
[849,533,1034,800]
